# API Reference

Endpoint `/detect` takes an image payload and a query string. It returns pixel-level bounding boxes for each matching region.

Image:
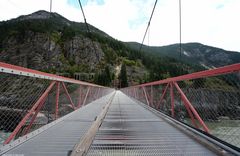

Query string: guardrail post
[96,88,100,100]
[182,96,199,128]
[142,86,150,106]
[23,95,48,135]
[131,88,134,98]
[134,87,137,99]
[77,85,82,108]
[157,83,169,110]
[82,86,91,106]
[61,82,76,110]
[170,82,175,118]
[55,82,60,119]
[174,82,209,133]
[151,85,154,108]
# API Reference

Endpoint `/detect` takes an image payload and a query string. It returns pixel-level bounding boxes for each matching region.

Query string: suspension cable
[47,0,52,123]
[77,0,99,61]
[179,0,182,60]
[50,0,52,13]
[139,0,158,53]
[78,0,90,33]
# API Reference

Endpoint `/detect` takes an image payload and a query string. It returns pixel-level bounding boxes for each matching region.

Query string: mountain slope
[127,42,240,68]
[0,10,238,87]
[0,10,149,86]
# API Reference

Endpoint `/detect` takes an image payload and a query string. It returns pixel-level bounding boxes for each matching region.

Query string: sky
[0,0,240,52]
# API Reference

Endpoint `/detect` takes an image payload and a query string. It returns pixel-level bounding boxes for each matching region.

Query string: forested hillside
[1,10,238,87]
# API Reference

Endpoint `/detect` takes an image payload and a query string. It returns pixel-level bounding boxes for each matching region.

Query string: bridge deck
[2,91,218,156]
[87,92,217,156]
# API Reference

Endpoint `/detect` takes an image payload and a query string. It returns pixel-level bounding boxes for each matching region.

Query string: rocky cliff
[0,10,148,86]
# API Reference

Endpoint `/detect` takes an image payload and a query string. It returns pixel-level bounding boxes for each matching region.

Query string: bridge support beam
[142,87,150,107]
[77,86,83,108]
[96,88,100,100]
[170,83,175,118]
[61,82,76,110]
[157,83,169,110]
[23,95,48,135]
[82,86,91,106]
[174,82,209,133]
[55,82,60,119]
[150,85,154,108]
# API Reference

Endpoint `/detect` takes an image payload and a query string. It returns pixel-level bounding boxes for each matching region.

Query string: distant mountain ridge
[127,42,240,68]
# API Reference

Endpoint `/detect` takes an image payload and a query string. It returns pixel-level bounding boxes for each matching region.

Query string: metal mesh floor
[86,91,217,156]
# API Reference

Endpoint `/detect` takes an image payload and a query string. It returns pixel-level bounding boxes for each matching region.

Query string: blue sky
[67,0,105,8]
[0,0,240,52]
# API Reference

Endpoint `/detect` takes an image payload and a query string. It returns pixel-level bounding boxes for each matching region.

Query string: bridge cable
[178,0,183,108]
[47,0,53,123]
[78,0,90,33]
[139,0,158,53]
[77,0,100,61]
[179,0,182,60]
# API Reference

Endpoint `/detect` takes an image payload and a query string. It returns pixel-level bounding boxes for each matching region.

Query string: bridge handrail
[131,63,240,87]
[0,62,104,88]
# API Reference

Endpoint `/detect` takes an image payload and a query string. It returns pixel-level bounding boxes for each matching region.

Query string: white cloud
[0,0,240,52]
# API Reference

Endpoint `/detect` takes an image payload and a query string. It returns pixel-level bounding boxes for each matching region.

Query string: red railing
[0,62,114,145]
[121,63,240,148]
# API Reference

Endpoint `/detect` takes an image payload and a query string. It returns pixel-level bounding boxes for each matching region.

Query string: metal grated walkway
[1,91,220,155]
[87,91,217,155]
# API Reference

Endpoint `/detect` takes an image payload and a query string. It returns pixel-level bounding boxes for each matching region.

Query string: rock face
[1,31,59,70]
[0,31,104,71]
[63,36,104,69]
[0,10,107,73]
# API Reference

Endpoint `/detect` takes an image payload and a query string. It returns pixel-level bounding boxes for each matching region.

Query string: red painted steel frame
[156,83,169,109]
[23,95,48,135]
[96,88,100,100]
[150,86,154,108]
[82,87,90,106]
[134,88,137,99]
[142,87,150,106]
[77,86,83,108]
[4,81,56,144]
[174,82,209,133]
[182,96,199,129]
[61,82,76,110]
[94,88,99,100]
[0,62,102,87]
[55,82,60,119]
[170,83,175,118]
[135,63,240,87]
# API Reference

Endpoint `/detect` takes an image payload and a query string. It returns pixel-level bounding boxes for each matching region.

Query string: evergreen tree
[94,65,112,86]
[119,64,128,88]
[105,65,111,83]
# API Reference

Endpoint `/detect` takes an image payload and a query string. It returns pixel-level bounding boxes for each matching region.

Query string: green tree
[105,65,111,83]
[94,66,112,86]
[119,64,128,88]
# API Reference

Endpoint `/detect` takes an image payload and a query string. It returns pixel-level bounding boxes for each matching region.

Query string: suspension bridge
[0,62,239,156]
[0,0,240,155]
